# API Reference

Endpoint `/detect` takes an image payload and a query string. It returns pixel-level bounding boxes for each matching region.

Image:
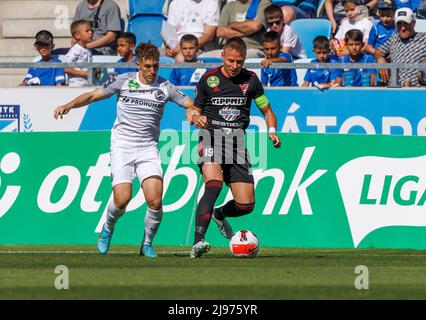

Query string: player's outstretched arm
[54,88,108,119]
[260,104,281,148]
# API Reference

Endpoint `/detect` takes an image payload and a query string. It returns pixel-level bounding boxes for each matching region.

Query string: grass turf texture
[1,245,426,299]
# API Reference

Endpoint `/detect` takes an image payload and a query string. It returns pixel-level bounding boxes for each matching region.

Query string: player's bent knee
[236,202,255,215]
[114,196,131,210]
[147,198,162,211]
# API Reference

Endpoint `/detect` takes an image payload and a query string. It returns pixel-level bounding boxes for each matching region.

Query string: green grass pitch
[1,245,426,299]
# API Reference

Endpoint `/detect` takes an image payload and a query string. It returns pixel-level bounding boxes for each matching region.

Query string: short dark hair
[117,32,136,45]
[135,42,160,61]
[70,20,92,37]
[223,37,247,55]
[345,29,364,42]
[264,4,283,18]
[180,34,199,46]
[313,35,330,50]
[262,31,281,43]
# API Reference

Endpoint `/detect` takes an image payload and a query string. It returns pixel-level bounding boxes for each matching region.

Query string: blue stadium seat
[198,57,223,63]
[158,56,175,80]
[290,19,332,59]
[129,0,165,17]
[128,14,166,47]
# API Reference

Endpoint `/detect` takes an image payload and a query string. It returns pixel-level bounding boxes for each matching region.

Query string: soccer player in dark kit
[186,36,281,258]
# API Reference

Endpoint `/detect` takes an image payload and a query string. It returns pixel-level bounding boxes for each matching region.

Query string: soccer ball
[229,230,259,258]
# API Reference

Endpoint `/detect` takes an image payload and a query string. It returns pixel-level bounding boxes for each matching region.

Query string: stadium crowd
[21,0,426,87]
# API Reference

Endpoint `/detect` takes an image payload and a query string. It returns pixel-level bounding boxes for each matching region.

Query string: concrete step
[0,0,129,20]
[3,19,72,38]
[0,74,26,87]
[0,38,71,57]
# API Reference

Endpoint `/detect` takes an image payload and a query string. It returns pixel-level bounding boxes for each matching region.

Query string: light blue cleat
[97,224,113,254]
[140,244,158,258]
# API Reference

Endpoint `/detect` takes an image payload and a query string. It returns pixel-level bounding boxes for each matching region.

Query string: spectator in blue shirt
[335,29,376,86]
[302,36,339,87]
[169,34,206,86]
[366,0,396,56]
[21,30,65,86]
[115,32,138,75]
[261,31,297,86]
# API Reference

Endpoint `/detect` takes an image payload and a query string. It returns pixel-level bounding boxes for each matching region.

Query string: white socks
[143,207,163,245]
[105,200,125,232]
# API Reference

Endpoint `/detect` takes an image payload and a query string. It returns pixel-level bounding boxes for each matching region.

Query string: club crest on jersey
[239,83,249,96]
[207,76,220,88]
[219,106,240,121]
[154,90,166,101]
[128,80,140,89]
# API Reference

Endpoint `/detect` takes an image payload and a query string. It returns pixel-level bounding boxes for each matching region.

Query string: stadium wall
[1,87,426,135]
[1,131,426,249]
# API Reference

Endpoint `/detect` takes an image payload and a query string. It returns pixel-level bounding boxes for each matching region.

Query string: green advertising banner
[1,131,426,249]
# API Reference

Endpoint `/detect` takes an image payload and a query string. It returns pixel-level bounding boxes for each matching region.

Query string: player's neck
[138,72,155,85]
[124,53,135,63]
[75,40,87,48]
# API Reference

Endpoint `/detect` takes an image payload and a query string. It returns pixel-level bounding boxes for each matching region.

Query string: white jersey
[101,72,188,148]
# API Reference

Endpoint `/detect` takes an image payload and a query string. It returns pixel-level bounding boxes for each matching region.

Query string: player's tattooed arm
[54,88,108,119]
[260,104,281,148]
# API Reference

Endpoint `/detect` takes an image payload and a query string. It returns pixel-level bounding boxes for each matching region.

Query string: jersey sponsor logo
[0,105,20,132]
[239,83,249,96]
[219,106,240,121]
[211,97,247,106]
[207,76,220,88]
[119,96,162,108]
[128,80,140,89]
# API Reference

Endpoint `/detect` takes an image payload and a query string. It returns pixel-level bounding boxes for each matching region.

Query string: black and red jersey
[194,67,264,132]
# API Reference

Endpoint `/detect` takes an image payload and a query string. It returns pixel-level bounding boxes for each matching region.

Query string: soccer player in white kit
[54,43,194,257]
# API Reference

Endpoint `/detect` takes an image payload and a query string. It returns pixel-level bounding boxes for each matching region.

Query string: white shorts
[110,146,163,187]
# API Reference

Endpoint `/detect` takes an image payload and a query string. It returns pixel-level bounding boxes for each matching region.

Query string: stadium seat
[128,14,167,47]
[129,0,166,17]
[414,19,426,32]
[290,19,332,59]
[294,58,312,86]
[158,56,174,80]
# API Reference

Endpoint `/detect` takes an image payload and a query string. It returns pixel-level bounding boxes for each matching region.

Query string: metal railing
[1,62,426,87]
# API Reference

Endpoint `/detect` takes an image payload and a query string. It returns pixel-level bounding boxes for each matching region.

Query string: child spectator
[169,34,206,86]
[261,31,297,87]
[21,30,65,86]
[332,0,373,58]
[64,20,93,87]
[365,0,396,56]
[302,36,339,87]
[264,5,306,59]
[335,29,376,86]
[115,32,138,75]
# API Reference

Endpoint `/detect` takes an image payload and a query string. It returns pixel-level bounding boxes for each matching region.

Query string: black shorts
[197,129,254,186]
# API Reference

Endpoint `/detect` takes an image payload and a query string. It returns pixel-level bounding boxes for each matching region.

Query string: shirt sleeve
[255,0,270,29]
[252,73,265,99]
[366,55,376,74]
[101,74,127,97]
[165,81,189,105]
[194,76,208,109]
[261,69,267,85]
[218,3,231,27]
[104,2,122,32]
[24,68,34,81]
[204,1,220,26]
[167,2,178,27]
[65,46,77,62]
[304,69,312,82]
[379,35,393,57]
[55,67,65,84]
[282,26,298,48]
[368,25,377,46]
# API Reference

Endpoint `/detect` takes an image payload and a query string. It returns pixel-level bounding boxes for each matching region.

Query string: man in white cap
[375,7,426,86]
